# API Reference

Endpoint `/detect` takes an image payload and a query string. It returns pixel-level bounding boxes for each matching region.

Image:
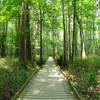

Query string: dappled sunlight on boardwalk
[17,57,78,100]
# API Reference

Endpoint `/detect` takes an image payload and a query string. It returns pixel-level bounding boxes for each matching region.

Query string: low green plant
[69,56,100,99]
[0,58,31,100]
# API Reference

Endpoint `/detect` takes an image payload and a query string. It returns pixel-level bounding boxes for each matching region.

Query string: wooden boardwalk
[17,57,78,100]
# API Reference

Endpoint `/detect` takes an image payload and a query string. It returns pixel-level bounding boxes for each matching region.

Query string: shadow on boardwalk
[17,57,78,100]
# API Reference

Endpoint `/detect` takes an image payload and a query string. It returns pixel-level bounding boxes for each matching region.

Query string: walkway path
[17,57,78,100]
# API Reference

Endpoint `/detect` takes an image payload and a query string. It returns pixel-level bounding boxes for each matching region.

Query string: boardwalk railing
[58,66,82,100]
[11,68,39,100]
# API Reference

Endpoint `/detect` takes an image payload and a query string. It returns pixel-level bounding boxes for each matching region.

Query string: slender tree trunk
[1,21,8,57]
[26,3,32,60]
[72,0,76,61]
[80,23,83,59]
[52,16,55,58]
[92,6,95,55]
[39,8,43,65]
[65,15,68,61]
[68,2,71,59]
[75,21,77,56]
[62,0,67,65]
[76,14,86,59]
[15,16,20,56]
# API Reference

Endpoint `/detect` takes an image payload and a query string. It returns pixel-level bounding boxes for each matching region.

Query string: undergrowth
[69,56,100,100]
[55,55,100,100]
[0,57,31,100]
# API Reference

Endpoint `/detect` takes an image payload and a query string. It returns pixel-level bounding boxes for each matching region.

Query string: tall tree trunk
[62,0,67,65]
[76,14,86,59]
[52,16,55,58]
[19,1,31,67]
[65,16,68,61]
[75,21,77,56]
[39,8,43,65]
[1,0,8,57]
[92,5,95,55]
[26,3,32,60]
[72,0,76,61]
[68,2,71,60]
[15,16,20,56]
[1,21,8,57]
[19,1,26,66]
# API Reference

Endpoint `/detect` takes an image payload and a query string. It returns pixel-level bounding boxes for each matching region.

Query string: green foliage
[0,68,30,100]
[0,58,31,100]
[69,56,100,99]
[33,55,47,65]
[54,55,60,61]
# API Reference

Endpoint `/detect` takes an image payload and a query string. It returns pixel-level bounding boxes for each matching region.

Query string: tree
[61,0,67,65]
[19,0,32,67]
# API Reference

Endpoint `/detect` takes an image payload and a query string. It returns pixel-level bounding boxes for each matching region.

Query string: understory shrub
[0,58,31,100]
[0,68,30,100]
[34,55,47,65]
[54,55,65,66]
[69,56,100,100]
